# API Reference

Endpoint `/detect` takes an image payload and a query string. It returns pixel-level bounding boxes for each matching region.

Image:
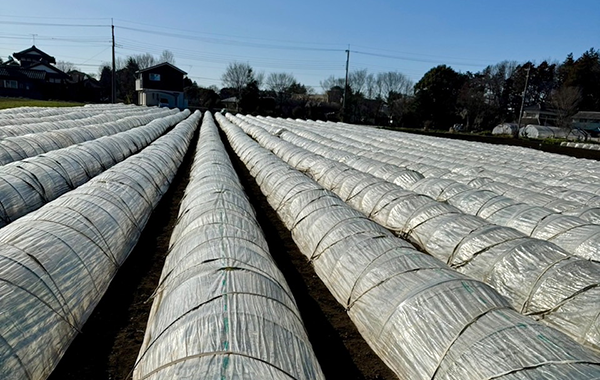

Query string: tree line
[317,48,600,130]
[88,47,600,131]
[199,48,600,131]
[409,49,600,132]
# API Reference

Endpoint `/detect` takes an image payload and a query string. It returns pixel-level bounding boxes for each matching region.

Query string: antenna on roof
[32,34,38,46]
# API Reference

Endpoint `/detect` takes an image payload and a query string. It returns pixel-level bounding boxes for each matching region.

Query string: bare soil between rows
[48,125,397,380]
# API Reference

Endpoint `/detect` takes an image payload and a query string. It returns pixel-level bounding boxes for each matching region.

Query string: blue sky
[1,0,598,93]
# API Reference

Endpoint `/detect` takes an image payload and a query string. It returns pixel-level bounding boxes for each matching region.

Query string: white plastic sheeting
[257,115,600,220]
[0,110,190,227]
[562,141,600,151]
[0,106,70,120]
[302,118,600,187]
[491,123,519,136]
[240,117,600,263]
[326,121,600,203]
[216,112,600,380]
[133,112,324,380]
[0,104,140,128]
[0,104,130,121]
[0,104,161,136]
[0,107,177,165]
[0,106,92,126]
[519,124,588,141]
[0,111,200,380]
[227,114,600,353]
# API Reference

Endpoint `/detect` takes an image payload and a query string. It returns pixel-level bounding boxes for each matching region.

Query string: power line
[0,15,505,93]
[0,15,110,21]
[116,43,343,71]
[0,36,110,44]
[1,21,110,28]
[115,25,344,53]
[117,36,340,64]
[115,18,343,48]
[351,44,494,63]
[352,50,490,68]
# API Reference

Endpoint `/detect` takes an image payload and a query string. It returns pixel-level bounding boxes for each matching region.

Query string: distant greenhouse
[491,123,519,136]
[519,124,588,140]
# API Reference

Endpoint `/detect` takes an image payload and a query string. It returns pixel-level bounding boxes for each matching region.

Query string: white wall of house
[138,90,186,109]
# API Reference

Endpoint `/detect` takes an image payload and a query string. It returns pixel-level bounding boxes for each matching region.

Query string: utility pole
[517,66,531,135]
[111,19,116,104]
[342,47,350,119]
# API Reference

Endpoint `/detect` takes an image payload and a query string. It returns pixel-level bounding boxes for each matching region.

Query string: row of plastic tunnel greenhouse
[2,103,600,379]
[213,113,600,379]
[492,123,590,141]
[0,105,199,380]
[562,141,600,151]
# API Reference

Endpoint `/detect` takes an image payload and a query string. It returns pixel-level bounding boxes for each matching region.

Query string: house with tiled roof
[0,45,70,99]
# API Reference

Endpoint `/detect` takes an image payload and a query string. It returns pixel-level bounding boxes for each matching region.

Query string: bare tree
[376,71,414,98]
[320,75,345,92]
[364,72,378,99]
[349,69,368,95]
[158,50,175,64]
[221,62,256,95]
[56,61,78,73]
[551,86,581,130]
[266,72,296,93]
[134,53,156,69]
[115,57,127,71]
[320,69,371,95]
[254,70,265,89]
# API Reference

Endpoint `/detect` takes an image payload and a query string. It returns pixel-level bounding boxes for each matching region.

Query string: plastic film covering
[133,112,324,380]
[326,121,600,254]
[0,110,190,228]
[269,117,600,210]
[239,117,600,264]
[0,103,132,123]
[0,111,200,380]
[0,106,72,121]
[226,114,600,353]
[0,107,176,165]
[243,115,600,234]
[215,112,600,380]
[491,123,519,135]
[562,141,600,151]
[0,104,153,130]
[519,124,588,141]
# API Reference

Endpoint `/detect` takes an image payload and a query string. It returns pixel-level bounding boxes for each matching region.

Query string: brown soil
[48,125,398,380]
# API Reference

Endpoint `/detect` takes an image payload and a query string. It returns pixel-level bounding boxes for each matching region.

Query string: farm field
[0,98,84,110]
[2,105,600,379]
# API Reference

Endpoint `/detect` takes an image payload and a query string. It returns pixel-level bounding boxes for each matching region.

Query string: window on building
[149,73,161,81]
[4,80,18,89]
